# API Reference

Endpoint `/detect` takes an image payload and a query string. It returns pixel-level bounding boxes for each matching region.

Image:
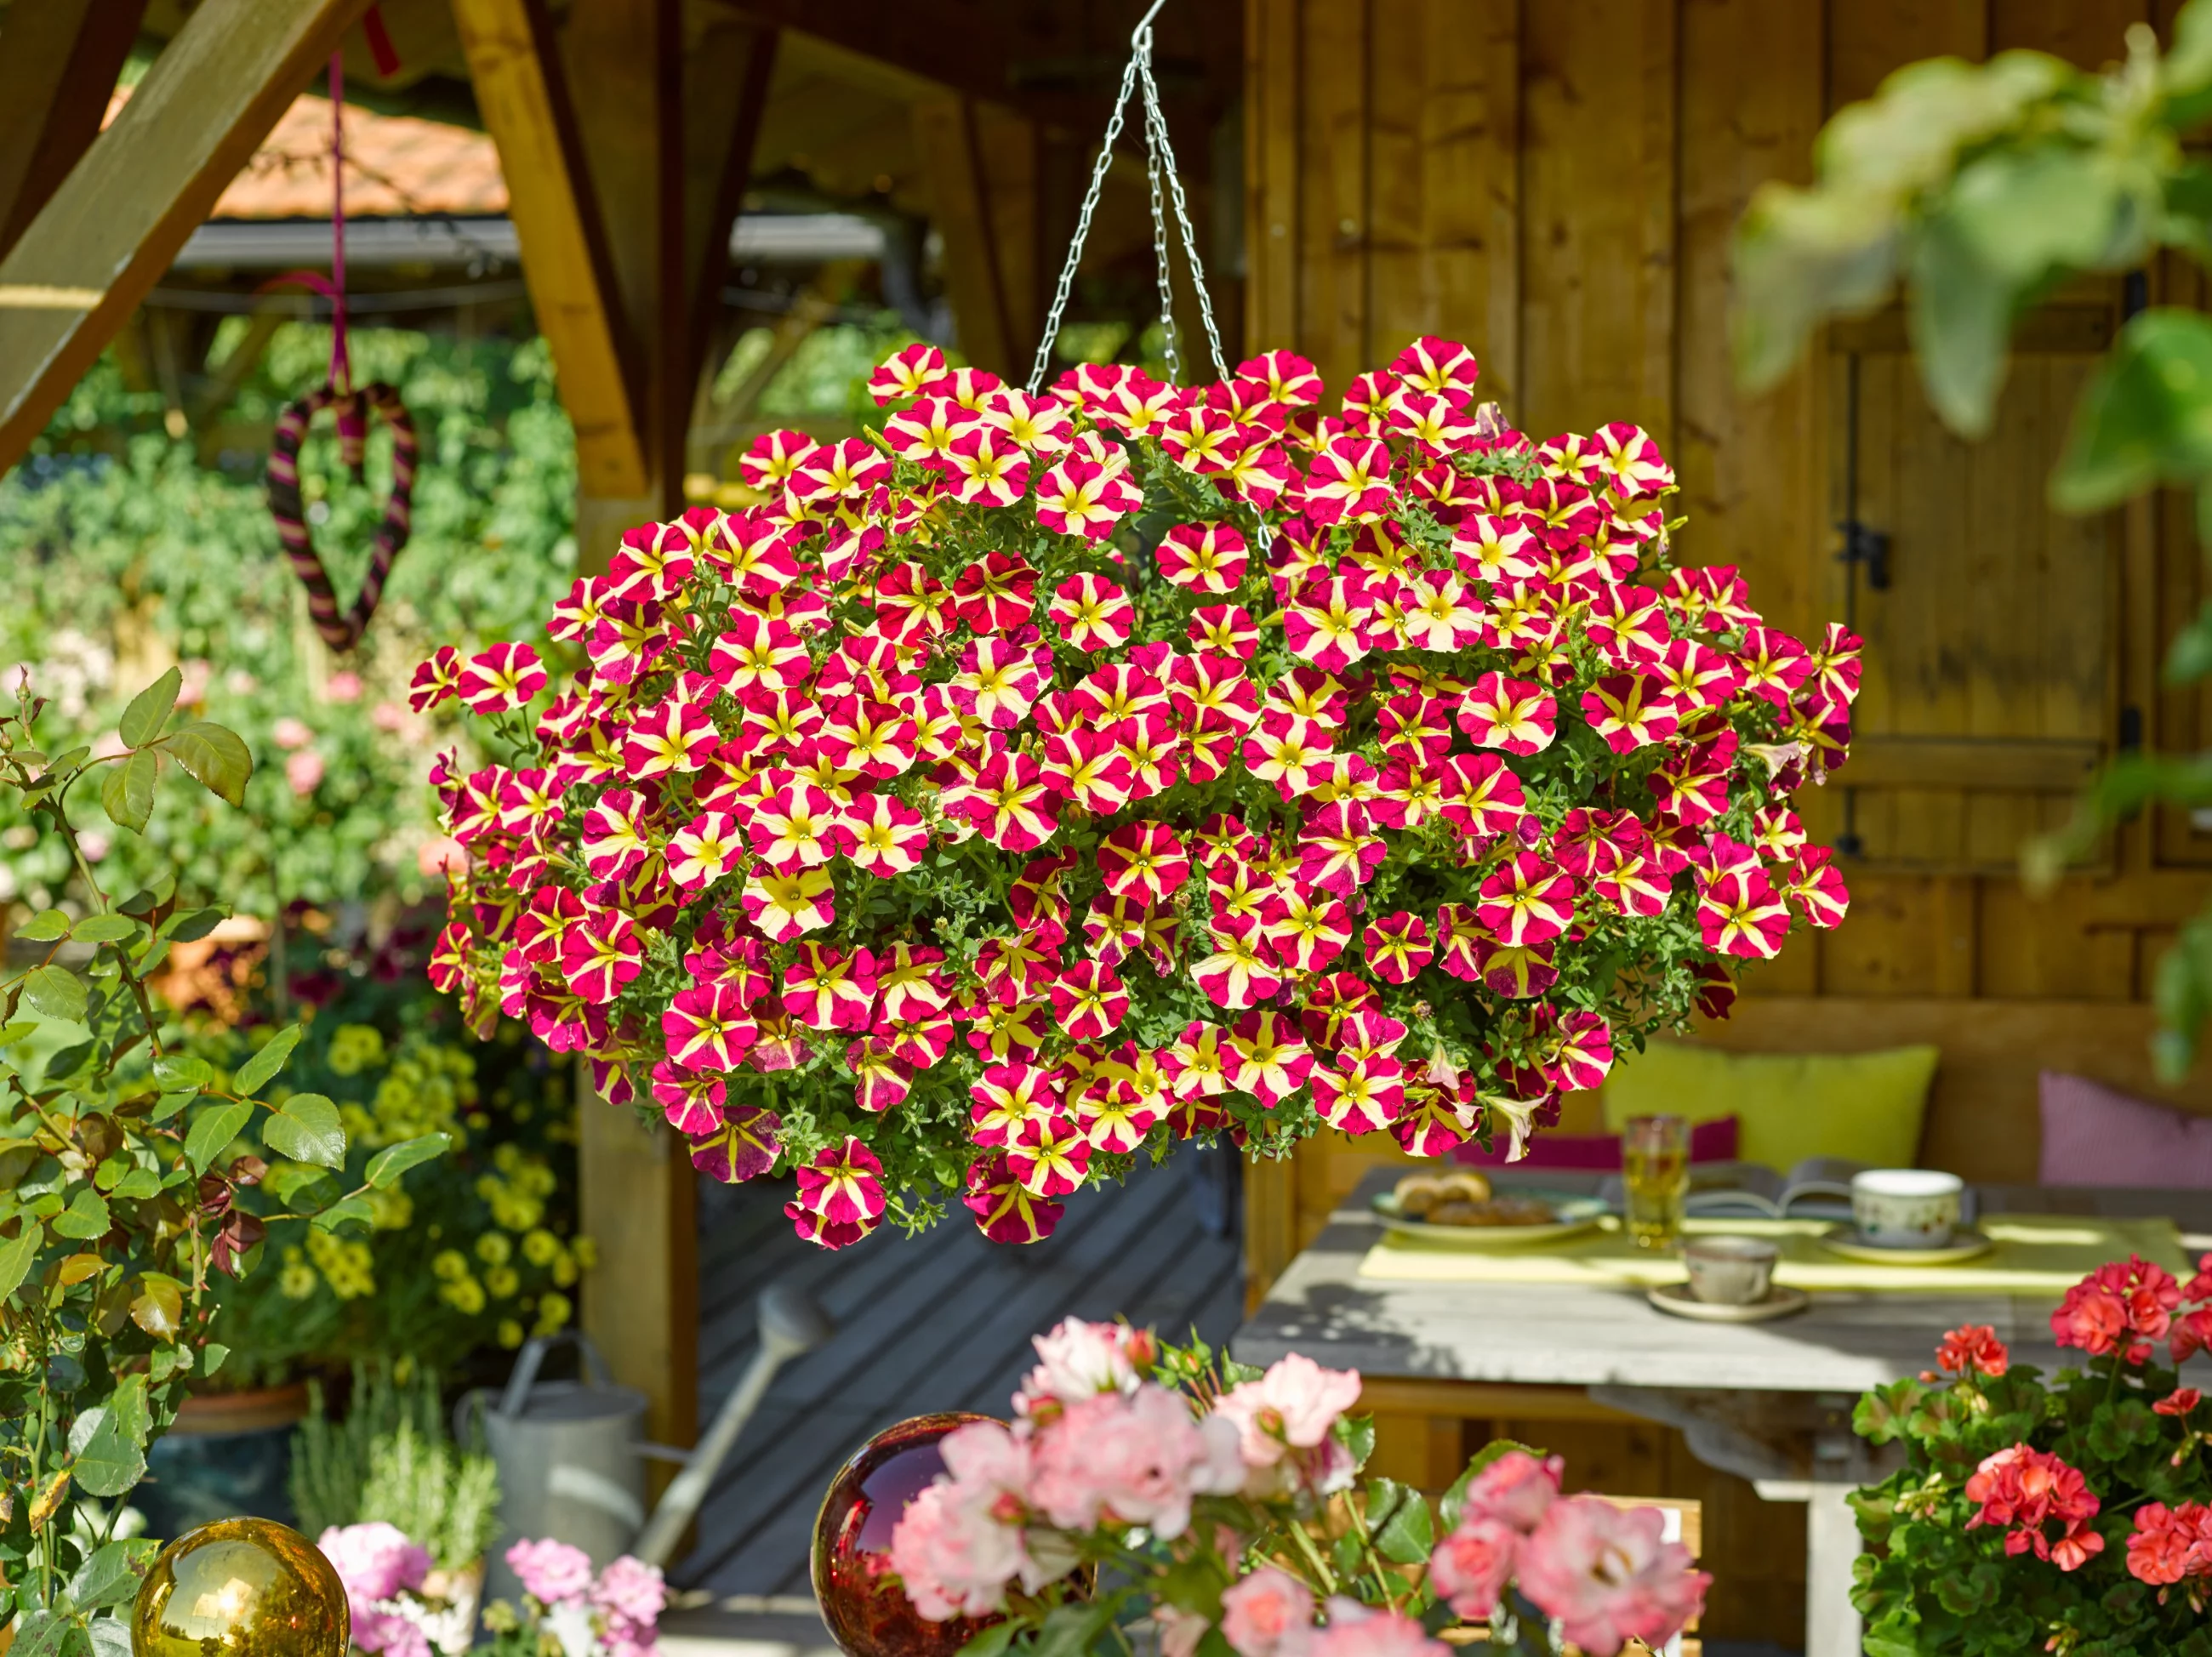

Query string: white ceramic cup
[1682,1235,1780,1305]
[1851,1169,1964,1248]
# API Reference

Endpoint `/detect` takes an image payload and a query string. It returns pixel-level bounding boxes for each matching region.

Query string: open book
[1673,1156,1867,1221]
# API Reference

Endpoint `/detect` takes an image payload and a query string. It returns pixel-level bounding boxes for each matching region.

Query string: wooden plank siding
[1240,0,2212,1443]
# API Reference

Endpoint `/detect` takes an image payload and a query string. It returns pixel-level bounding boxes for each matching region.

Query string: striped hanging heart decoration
[266,382,418,652]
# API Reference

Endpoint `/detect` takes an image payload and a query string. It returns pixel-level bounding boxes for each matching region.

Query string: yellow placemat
[1357,1214,2192,1295]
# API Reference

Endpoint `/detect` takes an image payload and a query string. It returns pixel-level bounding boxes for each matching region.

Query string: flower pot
[138,1381,311,1541]
[417,1557,487,1655]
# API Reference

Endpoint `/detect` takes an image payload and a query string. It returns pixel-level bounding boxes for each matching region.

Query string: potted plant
[296,1360,501,1655]
[416,338,1858,1250]
[1852,1256,2212,1653]
[0,669,448,1651]
[835,1316,1707,1657]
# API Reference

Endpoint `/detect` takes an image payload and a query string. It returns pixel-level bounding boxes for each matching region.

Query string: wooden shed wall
[1241,0,2212,1285]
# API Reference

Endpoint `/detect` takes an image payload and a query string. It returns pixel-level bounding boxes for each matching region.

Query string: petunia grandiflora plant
[413,337,1856,1249]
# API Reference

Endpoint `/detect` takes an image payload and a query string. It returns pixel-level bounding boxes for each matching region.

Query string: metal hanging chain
[1137,46,1231,386]
[1144,136,1179,384]
[1029,0,1236,395]
[1023,7,1156,395]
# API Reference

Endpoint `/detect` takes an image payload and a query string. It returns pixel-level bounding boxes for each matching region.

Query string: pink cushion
[2039,1071,2212,1188]
[1455,1114,1739,1171]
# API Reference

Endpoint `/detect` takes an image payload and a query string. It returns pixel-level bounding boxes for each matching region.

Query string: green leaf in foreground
[117,668,181,749]
[22,964,87,1022]
[158,720,252,806]
[97,749,159,834]
[232,1023,302,1097]
[260,1092,344,1170]
[364,1133,450,1189]
[183,1100,254,1176]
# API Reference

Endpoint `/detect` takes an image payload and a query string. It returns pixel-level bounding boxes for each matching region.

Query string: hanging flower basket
[413,336,1856,1250]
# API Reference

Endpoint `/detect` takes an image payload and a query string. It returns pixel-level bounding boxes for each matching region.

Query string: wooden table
[1230,1170,2212,1657]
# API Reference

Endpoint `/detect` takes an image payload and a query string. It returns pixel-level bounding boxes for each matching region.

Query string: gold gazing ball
[131,1517,350,1657]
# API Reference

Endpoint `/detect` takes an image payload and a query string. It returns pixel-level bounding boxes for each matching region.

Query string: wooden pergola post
[456,0,777,1469]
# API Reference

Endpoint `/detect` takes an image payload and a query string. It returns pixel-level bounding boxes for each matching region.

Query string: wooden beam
[452,0,650,499]
[0,0,151,265]
[686,21,778,393]
[0,0,372,475]
[913,94,1029,377]
[577,1074,698,1471]
[1841,735,2104,792]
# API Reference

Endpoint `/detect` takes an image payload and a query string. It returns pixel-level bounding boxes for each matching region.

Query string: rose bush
[419,338,1856,1247]
[880,1317,1707,1657]
[1852,1256,2212,1654]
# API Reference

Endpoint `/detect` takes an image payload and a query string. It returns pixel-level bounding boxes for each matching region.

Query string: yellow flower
[440,1276,487,1314]
[278,1247,319,1301]
[533,1293,573,1335]
[493,1143,523,1176]
[486,1265,520,1299]
[367,1188,413,1232]
[326,1024,387,1078]
[550,1251,578,1289]
[476,1233,512,1267]
[432,1249,470,1282]
[498,1318,524,1349]
[572,1235,599,1271]
[521,1229,560,1267]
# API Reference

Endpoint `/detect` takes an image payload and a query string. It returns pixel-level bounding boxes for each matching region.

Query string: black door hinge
[1837,520,1891,591]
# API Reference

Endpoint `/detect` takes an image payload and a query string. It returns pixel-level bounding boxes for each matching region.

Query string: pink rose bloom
[317,1522,430,1606]
[507,1536,595,1605]
[1427,1513,1517,1620]
[272,715,315,750]
[591,1555,666,1638]
[1308,1602,1446,1657]
[1013,1317,1154,1415]
[177,658,213,706]
[890,1420,1046,1620]
[322,669,363,703]
[1458,1450,1563,1533]
[372,700,410,733]
[418,835,468,878]
[1154,1603,1213,1657]
[1029,1383,1243,1540]
[351,1608,431,1657]
[1220,1566,1316,1657]
[286,748,326,795]
[1514,1497,1710,1657]
[1215,1355,1361,1462]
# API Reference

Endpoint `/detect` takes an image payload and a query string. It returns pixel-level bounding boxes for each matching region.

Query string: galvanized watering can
[462,1285,832,1600]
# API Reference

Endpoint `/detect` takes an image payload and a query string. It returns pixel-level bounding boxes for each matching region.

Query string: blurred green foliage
[1730,0,2212,1078]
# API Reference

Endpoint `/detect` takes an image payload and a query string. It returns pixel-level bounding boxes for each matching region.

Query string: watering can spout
[758,1284,833,1358]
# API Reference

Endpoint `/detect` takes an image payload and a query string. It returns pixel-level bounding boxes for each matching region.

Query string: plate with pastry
[1371,1170,1609,1247]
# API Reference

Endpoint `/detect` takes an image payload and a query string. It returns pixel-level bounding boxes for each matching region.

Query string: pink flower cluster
[889,1321,1352,1619]
[1964,1446,2104,1572]
[318,1523,435,1657]
[887,1321,1707,1657]
[419,335,1854,1249]
[505,1538,666,1657]
[1428,1452,1708,1656]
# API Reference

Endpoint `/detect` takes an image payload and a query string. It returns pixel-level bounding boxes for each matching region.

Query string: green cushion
[1599,1040,1941,1172]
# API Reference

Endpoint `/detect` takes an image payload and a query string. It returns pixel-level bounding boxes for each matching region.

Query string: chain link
[1023,30,1149,395]
[1137,45,1232,385]
[1144,116,1180,384]
[1027,0,1247,396]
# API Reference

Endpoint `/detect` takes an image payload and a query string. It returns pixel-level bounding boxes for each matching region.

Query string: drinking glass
[1622,1113,1690,1251]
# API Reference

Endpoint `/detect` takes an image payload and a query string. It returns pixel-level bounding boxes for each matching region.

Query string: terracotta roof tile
[106,87,505,219]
